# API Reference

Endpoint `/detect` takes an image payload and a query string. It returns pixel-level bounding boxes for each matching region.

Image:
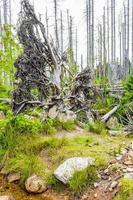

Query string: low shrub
[85,121,108,135]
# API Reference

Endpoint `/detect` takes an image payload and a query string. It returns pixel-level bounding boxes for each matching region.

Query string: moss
[115,178,133,200]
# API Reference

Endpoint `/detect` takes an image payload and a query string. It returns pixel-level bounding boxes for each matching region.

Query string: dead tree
[60,11,63,56]
[103,6,107,77]
[86,0,89,68]
[107,0,110,65]
[54,0,59,50]
[75,28,78,64]
[12,0,94,117]
[12,0,62,114]
[45,8,49,39]
[132,0,133,69]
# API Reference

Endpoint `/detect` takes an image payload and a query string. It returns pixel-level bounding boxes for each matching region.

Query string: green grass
[69,165,98,192]
[0,113,132,194]
[85,121,108,135]
[115,178,133,200]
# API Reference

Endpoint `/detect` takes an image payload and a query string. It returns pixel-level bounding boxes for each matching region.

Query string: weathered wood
[101,105,119,122]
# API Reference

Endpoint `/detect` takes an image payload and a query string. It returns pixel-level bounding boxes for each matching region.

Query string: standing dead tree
[12,0,94,116]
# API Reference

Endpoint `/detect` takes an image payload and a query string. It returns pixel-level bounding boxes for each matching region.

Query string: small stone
[104,169,109,175]
[94,182,98,188]
[25,175,47,194]
[0,196,15,200]
[109,187,113,192]
[127,168,133,172]
[7,172,21,183]
[124,161,133,166]
[116,155,123,161]
[110,181,118,189]
[123,169,127,173]
[94,193,97,198]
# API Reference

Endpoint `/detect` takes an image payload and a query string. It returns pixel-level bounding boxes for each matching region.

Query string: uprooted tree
[12,0,96,118]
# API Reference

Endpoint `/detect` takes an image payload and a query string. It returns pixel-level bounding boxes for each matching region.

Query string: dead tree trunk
[45,8,49,39]
[132,0,133,69]
[75,28,78,64]
[54,0,59,50]
[86,0,89,68]
[60,11,63,56]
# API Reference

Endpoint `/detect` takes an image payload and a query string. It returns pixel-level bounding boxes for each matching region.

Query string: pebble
[110,181,118,189]
[127,168,133,172]
[94,183,99,188]
[94,193,98,198]
[104,169,109,175]
[116,155,123,161]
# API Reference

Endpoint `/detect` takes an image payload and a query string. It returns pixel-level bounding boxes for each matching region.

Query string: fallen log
[101,105,120,123]
[0,98,11,104]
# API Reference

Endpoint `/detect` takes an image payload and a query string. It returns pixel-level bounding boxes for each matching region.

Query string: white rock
[0,196,14,200]
[110,181,118,189]
[25,175,47,194]
[54,157,95,184]
[116,155,123,161]
[106,117,119,130]
[94,183,99,188]
[48,105,58,119]
[127,168,133,172]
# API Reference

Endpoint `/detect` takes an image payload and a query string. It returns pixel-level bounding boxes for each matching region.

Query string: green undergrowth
[115,178,133,200]
[0,112,132,193]
[85,121,108,135]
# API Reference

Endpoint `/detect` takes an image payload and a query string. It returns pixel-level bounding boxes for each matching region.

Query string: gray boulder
[106,117,119,130]
[54,157,95,184]
[58,110,76,122]
[25,175,47,194]
[48,105,58,119]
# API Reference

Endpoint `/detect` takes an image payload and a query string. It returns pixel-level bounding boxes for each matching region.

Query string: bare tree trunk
[3,0,8,24]
[54,0,59,50]
[132,0,133,69]
[107,0,110,64]
[86,1,89,68]
[75,28,78,63]
[92,0,94,69]
[103,6,106,77]
[60,11,63,56]
[69,15,73,50]
[127,0,129,74]
[81,54,83,71]
[111,0,114,62]
[45,8,49,39]
[114,0,116,62]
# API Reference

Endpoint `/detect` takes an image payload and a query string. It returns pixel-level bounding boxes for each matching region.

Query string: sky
[0,0,129,66]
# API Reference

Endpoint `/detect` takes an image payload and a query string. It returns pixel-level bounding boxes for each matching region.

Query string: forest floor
[0,127,133,200]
